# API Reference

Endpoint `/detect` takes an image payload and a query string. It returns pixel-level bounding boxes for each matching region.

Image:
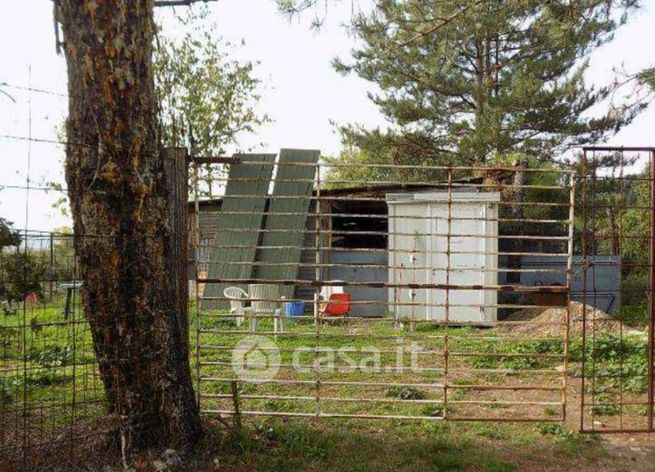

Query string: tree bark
[507,158,528,285]
[59,0,201,452]
[606,206,620,256]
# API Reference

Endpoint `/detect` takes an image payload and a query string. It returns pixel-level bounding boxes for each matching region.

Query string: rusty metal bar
[190,155,241,165]
[581,146,655,152]
[649,149,655,432]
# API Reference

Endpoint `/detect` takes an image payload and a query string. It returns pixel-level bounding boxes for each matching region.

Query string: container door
[428,202,487,322]
[389,202,432,320]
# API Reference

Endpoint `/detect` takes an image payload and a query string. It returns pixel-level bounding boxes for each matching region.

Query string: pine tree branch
[385,0,487,56]
[351,0,488,68]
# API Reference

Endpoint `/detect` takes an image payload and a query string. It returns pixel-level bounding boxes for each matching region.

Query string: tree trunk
[507,158,528,285]
[59,0,201,453]
[606,206,620,255]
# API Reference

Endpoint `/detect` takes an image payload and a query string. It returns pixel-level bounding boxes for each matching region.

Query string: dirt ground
[597,435,655,472]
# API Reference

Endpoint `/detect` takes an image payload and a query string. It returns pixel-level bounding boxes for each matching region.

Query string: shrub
[28,345,75,368]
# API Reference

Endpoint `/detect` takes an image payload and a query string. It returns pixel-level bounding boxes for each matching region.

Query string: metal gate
[193,153,579,424]
[578,146,655,433]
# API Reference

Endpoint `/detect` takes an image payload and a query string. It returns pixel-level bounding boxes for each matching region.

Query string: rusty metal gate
[193,153,581,424]
[578,146,655,433]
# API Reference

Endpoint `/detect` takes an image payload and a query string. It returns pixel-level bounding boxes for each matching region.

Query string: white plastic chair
[320,282,344,301]
[248,284,285,333]
[223,286,250,327]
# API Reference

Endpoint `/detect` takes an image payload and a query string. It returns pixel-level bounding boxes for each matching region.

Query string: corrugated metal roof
[188,177,484,208]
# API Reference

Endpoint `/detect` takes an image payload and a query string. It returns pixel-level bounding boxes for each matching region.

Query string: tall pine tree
[335,0,644,166]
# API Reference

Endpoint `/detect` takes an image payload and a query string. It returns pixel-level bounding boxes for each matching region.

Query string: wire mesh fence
[578,147,655,433]
[0,231,106,468]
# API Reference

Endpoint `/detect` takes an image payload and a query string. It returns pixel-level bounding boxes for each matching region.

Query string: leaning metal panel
[194,155,576,423]
[579,147,655,433]
[201,153,276,310]
[255,149,321,300]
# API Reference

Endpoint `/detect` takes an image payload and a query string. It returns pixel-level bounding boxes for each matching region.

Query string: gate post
[649,149,655,432]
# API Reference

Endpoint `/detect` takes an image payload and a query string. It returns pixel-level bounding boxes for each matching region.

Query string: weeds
[28,344,75,367]
[384,386,426,400]
[537,423,598,456]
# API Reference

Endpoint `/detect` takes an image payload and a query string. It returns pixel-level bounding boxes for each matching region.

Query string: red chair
[323,293,351,317]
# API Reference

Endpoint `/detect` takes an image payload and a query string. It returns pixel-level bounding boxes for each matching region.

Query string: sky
[1,0,655,231]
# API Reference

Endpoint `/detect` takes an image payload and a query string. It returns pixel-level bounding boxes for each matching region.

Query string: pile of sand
[496,302,623,338]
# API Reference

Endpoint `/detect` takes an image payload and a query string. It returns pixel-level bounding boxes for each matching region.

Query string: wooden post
[231,380,242,432]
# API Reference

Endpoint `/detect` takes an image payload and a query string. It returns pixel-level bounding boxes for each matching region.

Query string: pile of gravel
[496,302,621,337]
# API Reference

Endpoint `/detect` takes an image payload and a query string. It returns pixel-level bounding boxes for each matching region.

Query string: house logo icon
[232,335,281,383]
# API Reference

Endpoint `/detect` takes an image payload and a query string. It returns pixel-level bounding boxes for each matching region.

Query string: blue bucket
[285,301,305,317]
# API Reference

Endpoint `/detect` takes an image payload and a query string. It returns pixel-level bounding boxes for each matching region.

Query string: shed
[387,191,501,324]
[189,181,620,318]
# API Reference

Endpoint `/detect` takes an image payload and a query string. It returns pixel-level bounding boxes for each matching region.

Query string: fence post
[649,149,655,432]
[49,232,54,300]
[231,380,242,432]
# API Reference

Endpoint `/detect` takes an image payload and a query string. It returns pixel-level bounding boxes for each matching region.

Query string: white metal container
[387,191,500,325]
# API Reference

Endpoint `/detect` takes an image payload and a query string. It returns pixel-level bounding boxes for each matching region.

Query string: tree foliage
[154,6,269,155]
[0,218,45,310]
[0,252,46,308]
[582,157,653,306]
[154,6,270,195]
[332,0,644,171]
[0,218,21,248]
[620,168,650,268]
[637,67,655,92]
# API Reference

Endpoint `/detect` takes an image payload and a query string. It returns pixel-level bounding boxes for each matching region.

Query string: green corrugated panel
[202,153,276,309]
[256,149,320,298]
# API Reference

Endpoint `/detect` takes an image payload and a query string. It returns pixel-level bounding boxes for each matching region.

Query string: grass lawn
[183,415,655,472]
[1,297,654,470]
